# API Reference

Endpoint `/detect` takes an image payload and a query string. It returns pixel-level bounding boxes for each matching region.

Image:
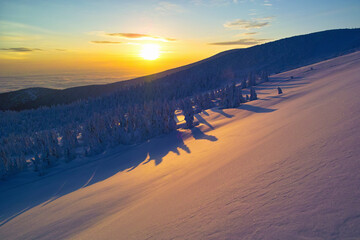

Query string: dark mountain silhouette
[1,28,360,111]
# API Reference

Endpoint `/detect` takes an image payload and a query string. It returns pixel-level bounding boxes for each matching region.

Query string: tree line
[0,71,267,178]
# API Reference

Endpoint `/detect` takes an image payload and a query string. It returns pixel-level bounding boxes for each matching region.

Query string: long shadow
[0,207,30,227]
[255,82,308,90]
[202,110,209,116]
[240,105,276,113]
[191,127,218,142]
[0,130,193,228]
[142,132,190,166]
[211,108,234,118]
[195,114,214,130]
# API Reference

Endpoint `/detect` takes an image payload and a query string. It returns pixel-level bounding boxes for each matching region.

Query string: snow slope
[1,52,360,240]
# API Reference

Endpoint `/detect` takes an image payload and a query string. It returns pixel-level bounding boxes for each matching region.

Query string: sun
[140,44,160,60]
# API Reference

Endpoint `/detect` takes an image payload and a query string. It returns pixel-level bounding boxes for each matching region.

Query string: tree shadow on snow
[210,108,234,118]
[240,105,276,113]
[202,110,210,116]
[138,132,191,167]
[191,127,218,142]
[255,82,308,91]
[195,114,214,130]
[0,129,213,228]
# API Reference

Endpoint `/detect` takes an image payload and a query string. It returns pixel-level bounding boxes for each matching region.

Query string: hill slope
[1,28,360,111]
[0,51,360,239]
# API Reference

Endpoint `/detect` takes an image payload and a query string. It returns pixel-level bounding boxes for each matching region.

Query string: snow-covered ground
[1,51,360,240]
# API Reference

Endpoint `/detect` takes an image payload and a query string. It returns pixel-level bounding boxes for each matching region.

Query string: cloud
[224,19,270,30]
[156,2,185,14]
[192,0,237,6]
[263,0,272,6]
[90,40,122,44]
[0,20,54,34]
[223,16,274,30]
[209,38,269,46]
[242,32,258,35]
[105,33,176,42]
[0,47,42,52]
[254,16,274,21]
[248,9,257,16]
[234,32,258,38]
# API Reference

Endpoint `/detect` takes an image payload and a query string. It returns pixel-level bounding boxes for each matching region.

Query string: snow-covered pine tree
[220,85,229,108]
[221,83,241,108]
[247,72,257,87]
[181,98,194,129]
[62,127,78,161]
[262,71,269,82]
[237,86,246,103]
[250,87,258,101]
[163,101,177,133]
[0,147,9,178]
[241,77,247,89]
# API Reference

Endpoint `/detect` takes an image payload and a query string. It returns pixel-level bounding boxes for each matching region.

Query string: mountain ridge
[1,28,360,111]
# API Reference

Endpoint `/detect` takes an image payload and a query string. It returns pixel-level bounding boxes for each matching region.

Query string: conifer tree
[182,98,194,129]
[250,87,258,101]
[262,71,269,82]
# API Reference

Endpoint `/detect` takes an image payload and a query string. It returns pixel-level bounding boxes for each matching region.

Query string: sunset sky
[0,0,359,80]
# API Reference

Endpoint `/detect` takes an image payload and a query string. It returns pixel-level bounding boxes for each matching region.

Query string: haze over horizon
[0,0,359,92]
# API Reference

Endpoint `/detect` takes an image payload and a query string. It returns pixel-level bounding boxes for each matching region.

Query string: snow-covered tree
[247,72,257,87]
[250,87,258,101]
[241,77,247,89]
[261,71,269,82]
[237,87,246,103]
[221,83,242,108]
[181,98,194,129]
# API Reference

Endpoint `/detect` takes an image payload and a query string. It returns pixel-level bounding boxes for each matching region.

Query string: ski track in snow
[1,52,360,240]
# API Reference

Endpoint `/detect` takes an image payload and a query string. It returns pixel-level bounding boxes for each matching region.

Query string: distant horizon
[1,27,360,93]
[1,0,359,90]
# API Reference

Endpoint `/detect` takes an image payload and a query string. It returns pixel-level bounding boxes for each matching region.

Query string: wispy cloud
[224,19,269,30]
[209,38,269,45]
[255,16,274,21]
[241,32,258,36]
[105,33,176,42]
[90,40,122,44]
[156,2,185,14]
[263,0,272,6]
[0,47,42,52]
[0,20,55,34]
[192,0,238,6]
[224,16,274,30]
[248,9,257,16]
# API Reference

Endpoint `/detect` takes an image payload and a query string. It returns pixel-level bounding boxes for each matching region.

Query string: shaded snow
[1,52,360,239]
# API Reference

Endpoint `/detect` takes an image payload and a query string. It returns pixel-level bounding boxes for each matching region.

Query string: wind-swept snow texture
[1,52,360,240]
